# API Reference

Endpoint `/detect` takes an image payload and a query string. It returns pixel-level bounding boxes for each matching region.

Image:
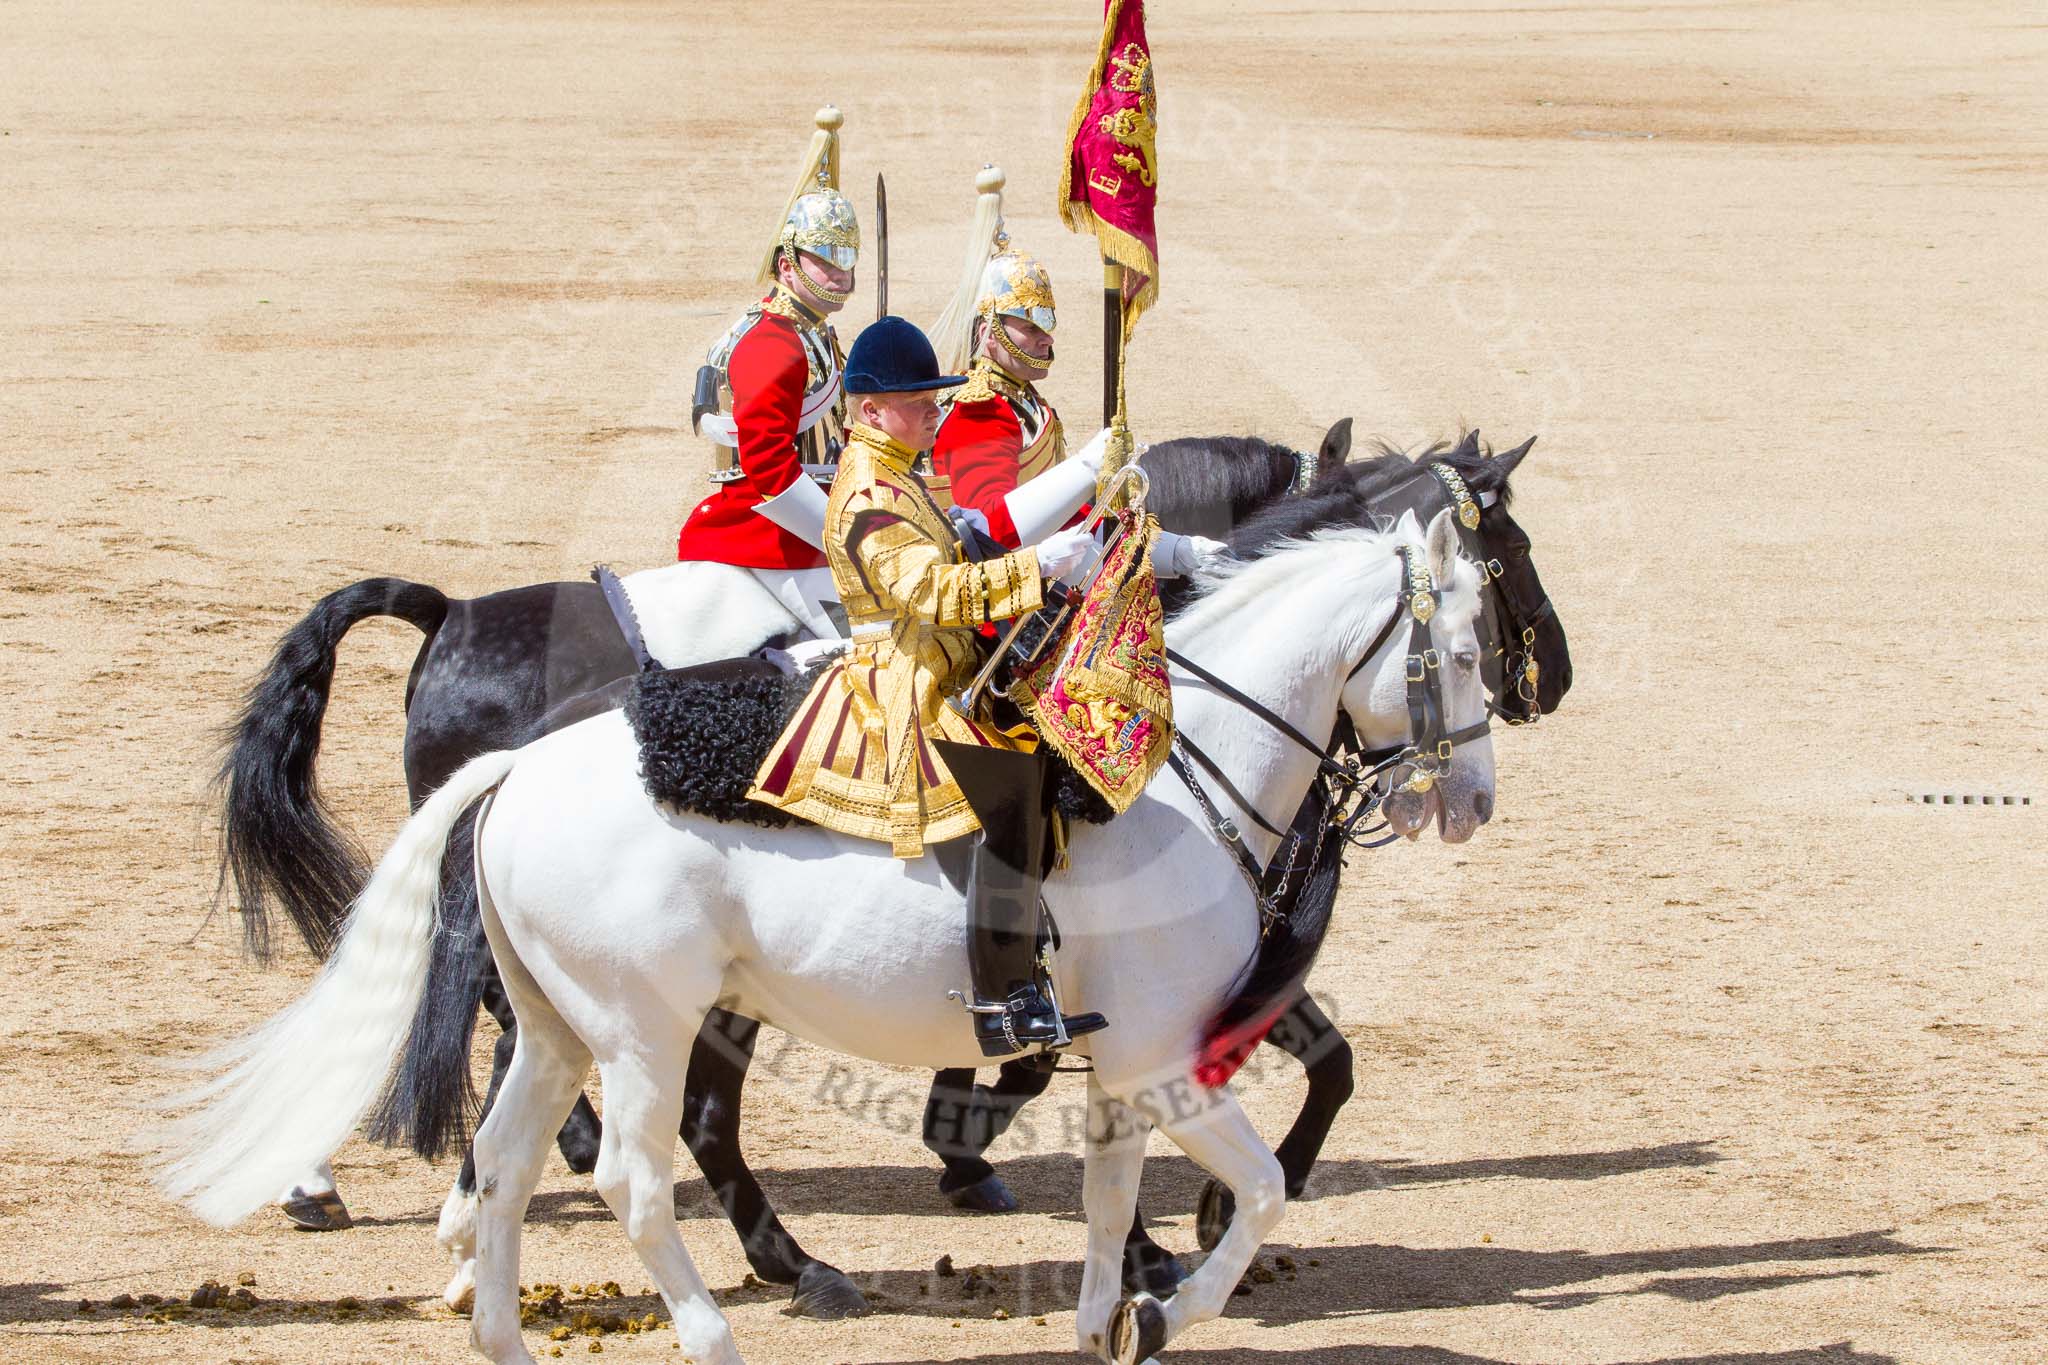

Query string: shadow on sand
[830,1228,1934,1326]
[879,1347,1895,1365]
[409,1138,1732,1230]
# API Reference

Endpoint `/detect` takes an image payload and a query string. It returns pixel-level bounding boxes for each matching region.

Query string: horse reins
[1165,543,1490,930]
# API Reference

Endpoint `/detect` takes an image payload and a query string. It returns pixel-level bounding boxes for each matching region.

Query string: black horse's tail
[366,814,493,1159]
[1193,808,1346,1088]
[216,576,448,961]
[366,671,643,1159]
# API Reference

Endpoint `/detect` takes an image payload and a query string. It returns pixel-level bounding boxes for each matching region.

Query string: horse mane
[1171,524,1397,642]
[1208,428,1521,575]
[1140,435,1300,534]
[1367,429,1519,506]
[1222,463,1393,563]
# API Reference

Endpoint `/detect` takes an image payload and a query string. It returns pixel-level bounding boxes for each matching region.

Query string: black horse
[218,424,1570,1315]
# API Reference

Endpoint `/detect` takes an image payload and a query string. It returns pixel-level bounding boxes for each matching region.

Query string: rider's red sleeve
[726,316,808,502]
[934,397,1025,547]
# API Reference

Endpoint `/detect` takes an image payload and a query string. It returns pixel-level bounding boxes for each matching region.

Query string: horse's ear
[1316,417,1352,474]
[1452,429,1482,461]
[1394,508,1424,543]
[1425,508,1458,584]
[1494,435,1537,474]
[1471,434,1537,497]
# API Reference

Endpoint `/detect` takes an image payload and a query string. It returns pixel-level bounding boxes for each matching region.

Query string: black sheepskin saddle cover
[623,658,1117,830]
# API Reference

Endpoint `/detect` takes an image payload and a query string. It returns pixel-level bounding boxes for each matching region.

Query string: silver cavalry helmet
[978,250,1055,334]
[781,189,860,271]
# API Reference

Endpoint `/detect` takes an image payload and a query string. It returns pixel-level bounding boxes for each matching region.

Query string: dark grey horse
[217,425,1570,1316]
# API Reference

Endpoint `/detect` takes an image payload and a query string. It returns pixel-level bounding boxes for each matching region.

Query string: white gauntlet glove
[1070,425,1113,476]
[1151,532,1229,579]
[750,475,831,550]
[785,636,849,670]
[759,635,849,677]
[1034,526,1099,586]
[1069,426,1150,478]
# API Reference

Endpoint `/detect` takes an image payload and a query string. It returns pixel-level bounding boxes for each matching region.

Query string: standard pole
[1102,257,1123,426]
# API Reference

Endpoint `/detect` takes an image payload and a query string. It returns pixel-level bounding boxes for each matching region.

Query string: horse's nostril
[1473,791,1494,823]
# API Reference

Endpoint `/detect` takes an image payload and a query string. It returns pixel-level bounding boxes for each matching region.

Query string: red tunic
[932,397,1029,547]
[675,309,830,570]
[932,376,1083,550]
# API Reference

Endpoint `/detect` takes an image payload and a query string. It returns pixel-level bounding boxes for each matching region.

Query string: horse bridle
[1165,543,1490,927]
[1424,462,1555,725]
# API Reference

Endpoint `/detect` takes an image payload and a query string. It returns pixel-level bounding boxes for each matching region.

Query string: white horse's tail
[150,748,521,1227]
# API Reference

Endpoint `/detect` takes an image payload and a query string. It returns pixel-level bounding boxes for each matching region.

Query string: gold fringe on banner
[1055,0,1159,330]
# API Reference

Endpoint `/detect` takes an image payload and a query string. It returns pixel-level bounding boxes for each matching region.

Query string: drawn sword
[875,172,889,322]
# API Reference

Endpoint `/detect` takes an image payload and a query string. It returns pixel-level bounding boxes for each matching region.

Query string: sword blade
[875,172,890,322]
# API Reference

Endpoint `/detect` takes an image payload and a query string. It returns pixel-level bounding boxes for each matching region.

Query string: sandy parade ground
[3,1,2045,1362]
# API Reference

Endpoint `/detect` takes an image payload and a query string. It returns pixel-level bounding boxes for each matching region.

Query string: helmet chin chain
[784,247,850,307]
[985,306,1051,375]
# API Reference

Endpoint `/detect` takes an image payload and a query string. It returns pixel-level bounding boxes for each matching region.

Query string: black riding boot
[932,740,1108,1058]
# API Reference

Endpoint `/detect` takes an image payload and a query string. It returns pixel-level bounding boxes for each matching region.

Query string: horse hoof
[279,1187,353,1232]
[1121,1247,1187,1297]
[945,1173,1020,1214]
[443,1261,477,1315]
[787,1263,869,1320]
[1108,1292,1167,1365]
[1196,1178,1234,1252]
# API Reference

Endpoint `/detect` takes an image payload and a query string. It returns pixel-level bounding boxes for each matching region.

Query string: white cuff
[751,476,831,550]
[1151,532,1225,579]
[1070,425,1113,475]
[698,411,739,446]
[1151,531,1189,579]
[1004,457,1099,545]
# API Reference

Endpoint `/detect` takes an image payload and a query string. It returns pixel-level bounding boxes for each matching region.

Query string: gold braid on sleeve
[988,557,1010,619]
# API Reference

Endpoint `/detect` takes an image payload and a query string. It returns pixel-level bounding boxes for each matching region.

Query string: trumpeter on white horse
[162,311,1497,1365]
[153,473,1492,1365]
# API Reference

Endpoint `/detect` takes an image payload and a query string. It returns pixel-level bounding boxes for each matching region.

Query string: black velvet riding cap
[844,315,965,395]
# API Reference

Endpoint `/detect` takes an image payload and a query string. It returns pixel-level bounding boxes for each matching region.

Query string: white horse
[155,509,1494,1365]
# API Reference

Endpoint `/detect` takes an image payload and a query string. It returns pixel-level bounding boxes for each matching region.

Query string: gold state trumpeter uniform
[748,422,1046,858]
[754,312,1108,1058]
